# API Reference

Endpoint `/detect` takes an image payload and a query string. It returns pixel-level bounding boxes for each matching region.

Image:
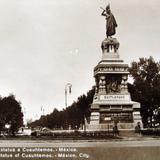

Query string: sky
[0,0,159,123]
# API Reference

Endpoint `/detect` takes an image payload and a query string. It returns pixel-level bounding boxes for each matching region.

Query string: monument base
[87,37,143,134]
[86,100,142,132]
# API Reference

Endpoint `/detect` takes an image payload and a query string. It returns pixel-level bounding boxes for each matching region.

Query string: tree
[0,94,23,135]
[129,57,160,127]
[29,87,95,129]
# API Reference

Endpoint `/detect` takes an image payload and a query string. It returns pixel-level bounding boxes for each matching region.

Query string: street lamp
[41,106,45,116]
[65,83,72,107]
[23,107,27,126]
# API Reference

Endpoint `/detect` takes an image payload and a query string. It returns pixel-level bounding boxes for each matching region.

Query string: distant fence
[30,130,118,140]
[141,128,160,136]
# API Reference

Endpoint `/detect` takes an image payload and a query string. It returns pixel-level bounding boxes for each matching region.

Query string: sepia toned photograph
[0,0,160,159]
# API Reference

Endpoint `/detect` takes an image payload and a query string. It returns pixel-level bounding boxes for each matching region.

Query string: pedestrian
[113,124,119,136]
[135,122,141,134]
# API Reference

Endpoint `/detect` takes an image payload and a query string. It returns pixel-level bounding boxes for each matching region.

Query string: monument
[86,5,142,132]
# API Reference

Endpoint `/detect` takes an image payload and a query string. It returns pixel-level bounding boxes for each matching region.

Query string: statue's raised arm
[101,4,118,38]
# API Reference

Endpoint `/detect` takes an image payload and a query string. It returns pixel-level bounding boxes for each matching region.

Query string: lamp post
[23,107,26,127]
[65,83,72,108]
[41,106,45,116]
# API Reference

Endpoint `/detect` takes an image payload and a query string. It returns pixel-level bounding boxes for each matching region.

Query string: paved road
[0,138,160,147]
[0,139,160,160]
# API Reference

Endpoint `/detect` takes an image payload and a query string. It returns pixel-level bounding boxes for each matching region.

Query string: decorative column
[121,75,128,93]
[98,76,106,94]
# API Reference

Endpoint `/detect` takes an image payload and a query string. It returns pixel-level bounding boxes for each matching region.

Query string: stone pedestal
[86,37,142,131]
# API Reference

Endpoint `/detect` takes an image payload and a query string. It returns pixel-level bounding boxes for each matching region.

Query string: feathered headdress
[106,3,110,10]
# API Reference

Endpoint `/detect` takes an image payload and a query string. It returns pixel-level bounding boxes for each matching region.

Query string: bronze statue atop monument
[101,4,117,38]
